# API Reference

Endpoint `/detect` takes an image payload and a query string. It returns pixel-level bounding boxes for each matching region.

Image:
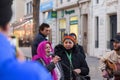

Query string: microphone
[49,52,55,57]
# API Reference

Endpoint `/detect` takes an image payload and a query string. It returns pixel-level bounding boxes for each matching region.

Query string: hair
[38,23,50,32]
[69,33,77,40]
[63,35,76,44]
[0,0,13,30]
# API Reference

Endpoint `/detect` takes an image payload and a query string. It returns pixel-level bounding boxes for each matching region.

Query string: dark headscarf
[0,0,13,27]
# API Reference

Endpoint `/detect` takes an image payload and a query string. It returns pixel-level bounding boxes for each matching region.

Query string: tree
[33,0,40,37]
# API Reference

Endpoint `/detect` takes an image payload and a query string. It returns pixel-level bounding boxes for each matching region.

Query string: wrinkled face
[45,43,51,56]
[41,27,51,36]
[113,41,120,51]
[63,39,74,50]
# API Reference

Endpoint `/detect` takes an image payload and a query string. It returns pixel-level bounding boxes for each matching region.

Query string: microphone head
[49,52,55,57]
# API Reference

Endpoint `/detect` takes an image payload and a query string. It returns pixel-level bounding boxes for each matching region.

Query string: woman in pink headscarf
[32,41,64,80]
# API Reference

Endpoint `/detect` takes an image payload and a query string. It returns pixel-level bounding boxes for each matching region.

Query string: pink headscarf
[32,41,57,80]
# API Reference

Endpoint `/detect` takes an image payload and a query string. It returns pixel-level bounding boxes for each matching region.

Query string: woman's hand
[52,55,61,64]
[73,69,81,74]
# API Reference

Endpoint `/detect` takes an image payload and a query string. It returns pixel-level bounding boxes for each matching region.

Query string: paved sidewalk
[86,56,103,80]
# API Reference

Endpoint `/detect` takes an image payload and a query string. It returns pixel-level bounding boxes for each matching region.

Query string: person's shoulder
[100,50,114,60]
[36,33,43,38]
[77,44,83,48]
[55,44,63,49]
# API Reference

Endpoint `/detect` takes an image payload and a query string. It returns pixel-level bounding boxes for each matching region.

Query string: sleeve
[99,52,112,71]
[79,55,89,76]
[46,62,55,71]
[54,44,64,57]
[37,59,55,72]
[78,45,86,59]
[0,60,52,80]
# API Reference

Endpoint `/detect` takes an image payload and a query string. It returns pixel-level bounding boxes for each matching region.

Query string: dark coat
[31,33,47,57]
[54,44,89,80]
[37,58,64,80]
[76,44,86,59]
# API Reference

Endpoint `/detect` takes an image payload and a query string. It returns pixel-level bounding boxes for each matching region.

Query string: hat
[63,35,76,44]
[111,34,120,42]
[0,0,13,27]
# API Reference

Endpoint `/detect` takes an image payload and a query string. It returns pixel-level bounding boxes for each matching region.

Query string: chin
[66,48,71,50]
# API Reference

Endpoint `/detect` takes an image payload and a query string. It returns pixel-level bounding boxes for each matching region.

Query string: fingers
[73,69,81,74]
[52,56,61,64]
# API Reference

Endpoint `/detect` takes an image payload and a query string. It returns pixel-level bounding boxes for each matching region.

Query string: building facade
[55,0,91,54]
[11,0,33,47]
[40,0,120,58]
[40,0,57,47]
[90,0,119,57]
[11,0,25,23]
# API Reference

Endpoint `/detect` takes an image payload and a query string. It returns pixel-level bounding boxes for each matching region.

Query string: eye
[69,42,72,44]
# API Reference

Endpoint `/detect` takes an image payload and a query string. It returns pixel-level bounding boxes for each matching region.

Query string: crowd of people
[1,0,120,80]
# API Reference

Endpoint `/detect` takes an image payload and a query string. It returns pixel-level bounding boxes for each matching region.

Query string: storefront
[57,7,79,44]
[12,19,33,47]
[59,19,66,43]
[70,16,78,39]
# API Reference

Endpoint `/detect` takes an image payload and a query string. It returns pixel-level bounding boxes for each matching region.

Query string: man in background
[32,23,51,57]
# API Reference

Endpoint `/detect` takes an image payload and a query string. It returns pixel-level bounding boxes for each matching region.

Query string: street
[86,56,103,80]
[20,47,103,80]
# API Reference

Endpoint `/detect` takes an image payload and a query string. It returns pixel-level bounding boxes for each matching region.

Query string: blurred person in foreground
[54,35,89,80]
[100,33,120,80]
[0,0,52,80]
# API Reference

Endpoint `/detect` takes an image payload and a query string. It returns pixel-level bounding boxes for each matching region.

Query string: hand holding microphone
[52,55,61,64]
[50,52,61,64]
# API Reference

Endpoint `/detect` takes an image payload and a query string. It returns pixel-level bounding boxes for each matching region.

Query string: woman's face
[45,43,51,56]
[63,39,74,50]
[113,41,120,51]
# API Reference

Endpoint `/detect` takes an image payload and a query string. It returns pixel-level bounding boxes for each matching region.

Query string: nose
[66,43,70,46]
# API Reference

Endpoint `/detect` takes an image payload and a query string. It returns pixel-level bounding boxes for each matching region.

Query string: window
[96,0,99,4]
[26,2,30,14]
[60,0,63,4]
[26,1,33,15]
[67,0,70,2]
[70,16,78,39]
[30,1,33,14]
[95,17,99,48]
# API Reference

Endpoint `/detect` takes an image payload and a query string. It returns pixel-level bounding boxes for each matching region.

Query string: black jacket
[31,33,47,57]
[76,44,86,59]
[37,58,64,80]
[54,44,89,80]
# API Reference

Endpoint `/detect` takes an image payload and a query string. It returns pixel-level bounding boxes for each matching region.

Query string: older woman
[32,41,64,80]
[54,35,89,80]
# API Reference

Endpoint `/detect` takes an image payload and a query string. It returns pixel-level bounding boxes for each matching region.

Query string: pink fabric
[32,41,57,80]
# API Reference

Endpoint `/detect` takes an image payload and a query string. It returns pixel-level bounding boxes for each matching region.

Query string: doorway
[82,14,88,54]
[109,15,117,50]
